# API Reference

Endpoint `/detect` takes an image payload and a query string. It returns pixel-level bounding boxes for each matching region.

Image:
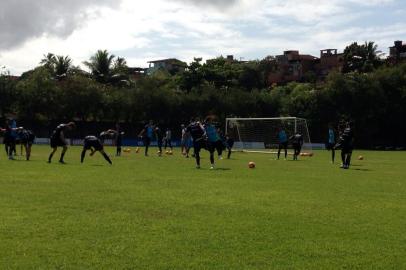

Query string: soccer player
[48,122,76,164]
[2,119,17,160]
[335,121,354,169]
[204,116,223,169]
[163,128,173,151]
[115,123,124,157]
[138,120,154,156]
[277,127,288,160]
[289,133,303,161]
[225,133,234,159]
[17,128,35,161]
[81,130,113,165]
[154,126,164,156]
[327,123,336,163]
[186,117,207,169]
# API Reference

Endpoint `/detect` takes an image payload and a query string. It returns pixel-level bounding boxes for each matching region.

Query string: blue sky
[1,0,405,74]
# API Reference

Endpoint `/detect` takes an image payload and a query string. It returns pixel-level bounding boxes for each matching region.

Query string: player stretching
[290,133,303,160]
[204,116,223,169]
[81,131,113,165]
[277,127,288,160]
[186,118,207,169]
[139,120,154,156]
[327,124,336,163]
[335,121,354,169]
[48,122,76,164]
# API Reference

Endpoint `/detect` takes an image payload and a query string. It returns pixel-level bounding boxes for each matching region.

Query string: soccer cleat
[59,160,66,164]
[210,165,214,170]
[218,156,223,160]
[196,165,201,169]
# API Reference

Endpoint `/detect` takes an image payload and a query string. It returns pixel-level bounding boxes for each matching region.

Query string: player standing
[48,122,76,164]
[335,121,354,169]
[204,116,223,169]
[154,126,164,156]
[225,133,234,159]
[115,123,124,157]
[138,120,154,156]
[186,118,207,169]
[163,128,173,151]
[327,124,336,163]
[17,128,35,161]
[289,133,303,161]
[80,130,113,164]
[277,127,288,160]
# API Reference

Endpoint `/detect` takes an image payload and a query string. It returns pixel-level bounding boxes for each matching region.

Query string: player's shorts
[279,142,288,149]
[83,138,103,151]
[207,140,223,153]
[193,139,206,153]
[143,137,151,146]
[326,142,335,150]
[226,139,234,149]
[3,134,16,145]
[50,137,66,148]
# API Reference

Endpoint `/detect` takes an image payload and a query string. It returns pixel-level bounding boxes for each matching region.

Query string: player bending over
[290,133,303,161]
[186,118,207,169]
[48,122,76,164]
[277,127,288,160]
[204,116,223,169]
[81,130,114,164]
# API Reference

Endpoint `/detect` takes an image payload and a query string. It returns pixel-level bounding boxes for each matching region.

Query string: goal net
[225,117,313,155]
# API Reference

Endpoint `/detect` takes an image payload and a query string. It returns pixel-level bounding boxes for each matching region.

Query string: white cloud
[0,0,404,74]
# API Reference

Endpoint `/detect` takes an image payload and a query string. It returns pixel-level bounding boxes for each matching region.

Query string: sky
[1,0,405,75]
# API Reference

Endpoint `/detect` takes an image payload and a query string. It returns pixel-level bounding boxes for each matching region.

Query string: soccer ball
[358,155,364,160]
[248,161,256,169]
[123,148,131,153]
[135,147,140,153]
[168,150,173,155]
[309,152,314,157]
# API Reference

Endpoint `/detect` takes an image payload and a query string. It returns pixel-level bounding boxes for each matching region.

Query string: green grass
[0,145,405,269]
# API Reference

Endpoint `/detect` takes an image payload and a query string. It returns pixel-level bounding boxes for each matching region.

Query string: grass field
[0,145,405,269]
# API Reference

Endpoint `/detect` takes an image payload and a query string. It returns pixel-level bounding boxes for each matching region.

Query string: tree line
[1,42,405,148]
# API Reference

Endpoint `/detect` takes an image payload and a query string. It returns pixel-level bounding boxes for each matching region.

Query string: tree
[343,41,383,73]
[83,50,116,83]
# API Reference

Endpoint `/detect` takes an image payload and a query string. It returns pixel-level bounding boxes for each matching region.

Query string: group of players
[1,117,354,169]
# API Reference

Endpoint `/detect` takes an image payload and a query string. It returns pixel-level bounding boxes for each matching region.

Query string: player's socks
[59,152,66,163]
[102,152,112,164]
[80,150,86,163]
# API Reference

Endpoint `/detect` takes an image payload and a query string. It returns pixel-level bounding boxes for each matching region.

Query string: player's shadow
[91,164,105,167]
[215,168,231,171]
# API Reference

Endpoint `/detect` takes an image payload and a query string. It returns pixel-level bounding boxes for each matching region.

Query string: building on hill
[147,58,187,75]
[127,67,147,81]
[267,50,318,85]
[314,49,344,79]
[389,40,406,64]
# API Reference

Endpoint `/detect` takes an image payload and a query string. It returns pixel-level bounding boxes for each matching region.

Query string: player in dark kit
[290,133,303,161]
[335,121,354,169]
[186,118,207,169]
[225,134,234,159]
[2,119,18,160]
[80,130,114,164]
[17,128,35,161]
[154,126,164,156]
[48,122,76,164]
[115,123,124,157]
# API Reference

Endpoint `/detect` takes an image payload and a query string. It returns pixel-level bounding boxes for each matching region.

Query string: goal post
[225,117,313,155]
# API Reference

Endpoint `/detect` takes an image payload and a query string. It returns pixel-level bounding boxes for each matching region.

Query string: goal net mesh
[225,117,312,154]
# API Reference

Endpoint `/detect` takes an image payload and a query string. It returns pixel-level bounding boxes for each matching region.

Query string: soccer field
[0,146,405,269]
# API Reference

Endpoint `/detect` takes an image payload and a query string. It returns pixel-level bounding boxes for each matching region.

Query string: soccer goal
[225,117,313,155]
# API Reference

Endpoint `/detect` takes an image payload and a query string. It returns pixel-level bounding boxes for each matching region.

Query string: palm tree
[83,50,115,83]
[54,55,72,80]
[40,53,56,72]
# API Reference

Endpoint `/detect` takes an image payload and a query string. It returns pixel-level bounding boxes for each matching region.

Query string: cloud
[0,0,121,49]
